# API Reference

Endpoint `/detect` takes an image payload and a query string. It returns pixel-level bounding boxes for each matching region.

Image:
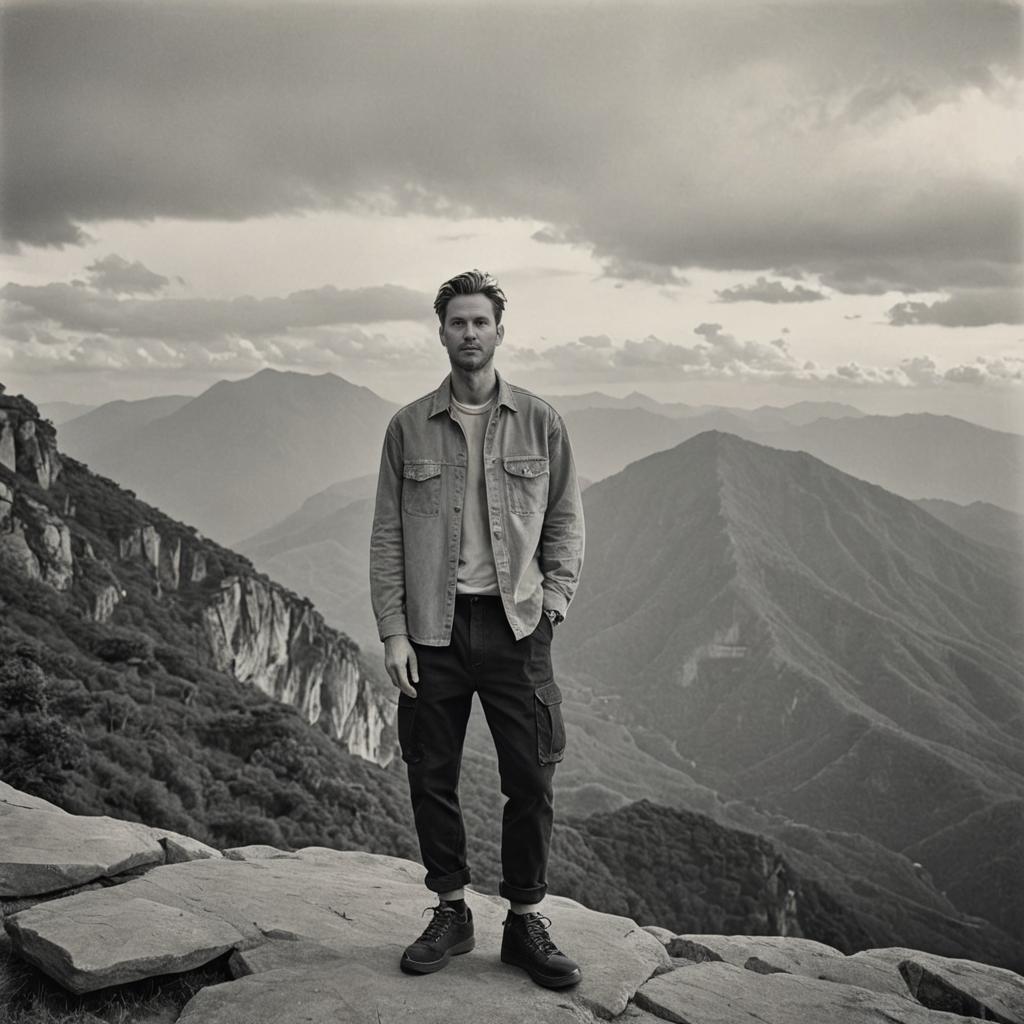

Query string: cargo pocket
[397,693,423,764]
[402,461,442,517]
[534,680,566,765]
[503,456,549,516]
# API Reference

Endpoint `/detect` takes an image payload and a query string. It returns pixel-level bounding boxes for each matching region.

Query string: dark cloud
[2,2,1018,293]
[85,254,168,294]
[715,277,827,303]
[1,280,432,341]
[599,257,688,287]
[887,287,1023,327]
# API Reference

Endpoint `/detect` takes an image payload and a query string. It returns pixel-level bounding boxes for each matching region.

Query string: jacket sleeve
[369,419,409,640]
[540,410,585,619]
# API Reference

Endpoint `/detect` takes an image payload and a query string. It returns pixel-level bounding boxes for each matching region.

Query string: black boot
[500,910,582,988]
[400,904,475,974]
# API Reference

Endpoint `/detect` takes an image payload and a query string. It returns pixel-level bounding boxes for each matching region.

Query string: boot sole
[400,935,475,974]
[500,950,582,988]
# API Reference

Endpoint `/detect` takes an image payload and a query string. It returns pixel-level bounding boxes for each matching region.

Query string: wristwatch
[544,608,563,626]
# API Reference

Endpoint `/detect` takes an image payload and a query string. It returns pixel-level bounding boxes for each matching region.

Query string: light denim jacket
[369,369,585,645]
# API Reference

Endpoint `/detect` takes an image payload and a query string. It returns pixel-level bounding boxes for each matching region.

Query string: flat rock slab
[0,803,164,898]
[635,961,983,1024]
[5,892,244,994]
[854,948,1024,1024]
[151,851,668,1019]
[669,934,909,999]
[6,849,667,1020]
[178,960,597,1024]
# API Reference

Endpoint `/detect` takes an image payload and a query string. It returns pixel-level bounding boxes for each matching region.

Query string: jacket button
[493,528,502,539]
[454,506,461,512]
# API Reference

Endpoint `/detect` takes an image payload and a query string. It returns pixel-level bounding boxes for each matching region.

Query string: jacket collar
[428,367,519,418]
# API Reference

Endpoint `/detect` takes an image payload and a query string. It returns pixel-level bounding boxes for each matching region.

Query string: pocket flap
[534,680,562,706]
[403,461,442,481]
[503,457,549,478]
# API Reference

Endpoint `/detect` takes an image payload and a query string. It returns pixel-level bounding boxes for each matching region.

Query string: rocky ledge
[2,783,1023,1023]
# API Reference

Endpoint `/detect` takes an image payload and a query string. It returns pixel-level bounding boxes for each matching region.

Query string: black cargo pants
[398,592,566,904]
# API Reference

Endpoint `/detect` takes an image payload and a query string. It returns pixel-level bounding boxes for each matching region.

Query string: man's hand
[384,635,419,698]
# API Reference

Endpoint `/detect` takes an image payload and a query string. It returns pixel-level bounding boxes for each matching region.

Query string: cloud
[2,2,1018,295]
[2,280,433,341]
[502,327,1024,390]
[0,322,439,378]
[85,254,169,294]
[0,261,438,379]
[598,257,688,287]
[715,277,827,303]
[886,287,1023,327]
[508,323,800,380]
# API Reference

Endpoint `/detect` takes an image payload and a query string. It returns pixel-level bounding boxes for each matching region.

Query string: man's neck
[450,364,498,406]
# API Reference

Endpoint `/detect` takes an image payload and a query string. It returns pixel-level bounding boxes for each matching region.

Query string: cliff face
[203,574,391,763]
[0,395,73,591]
[0,389,395,767]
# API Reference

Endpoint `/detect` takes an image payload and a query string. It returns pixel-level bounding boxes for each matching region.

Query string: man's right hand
[384,635,419,698]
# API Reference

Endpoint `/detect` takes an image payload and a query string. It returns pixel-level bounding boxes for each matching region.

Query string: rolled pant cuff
[425,867,472,894]
[499,880,547,903]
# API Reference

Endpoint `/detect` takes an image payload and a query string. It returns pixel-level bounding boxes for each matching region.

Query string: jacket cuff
[541,587,569,620]
[378,612,409,642]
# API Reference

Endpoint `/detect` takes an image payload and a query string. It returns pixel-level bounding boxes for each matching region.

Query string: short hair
[433,269,507,326]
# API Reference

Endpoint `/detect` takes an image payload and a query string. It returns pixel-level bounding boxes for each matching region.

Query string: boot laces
[418,904,461,943]
[520,913,561,957]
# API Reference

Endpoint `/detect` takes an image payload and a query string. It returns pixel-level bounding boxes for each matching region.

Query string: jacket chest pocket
[503,456,549,516]
[402,461,442,517]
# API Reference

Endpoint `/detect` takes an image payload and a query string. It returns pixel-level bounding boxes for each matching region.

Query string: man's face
[439,294,504,372]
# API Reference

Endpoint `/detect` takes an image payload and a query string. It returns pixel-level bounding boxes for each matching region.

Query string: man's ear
[439,324,446,346]
[496,323,505,346]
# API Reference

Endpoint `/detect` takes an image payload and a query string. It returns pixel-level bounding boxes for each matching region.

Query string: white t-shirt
[451,394,499,595]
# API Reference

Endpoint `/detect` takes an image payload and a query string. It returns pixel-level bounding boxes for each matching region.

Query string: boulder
[635,961,983,1024]
[854,948,1024,1024]
[5,892,244,994]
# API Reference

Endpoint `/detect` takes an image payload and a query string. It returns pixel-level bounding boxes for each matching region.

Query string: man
[369,269,585,988]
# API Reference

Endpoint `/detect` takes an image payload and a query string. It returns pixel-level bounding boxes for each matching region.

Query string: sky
[1,0,1022,430]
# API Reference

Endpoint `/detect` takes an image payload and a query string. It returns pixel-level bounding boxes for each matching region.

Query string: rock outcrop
[0,390,395,767]
[3,784,1023,1023]
[0,393,62,489]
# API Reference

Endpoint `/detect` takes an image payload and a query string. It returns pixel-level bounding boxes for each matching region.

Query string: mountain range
[57,370,397,545]
[3,386,1020,968]
[557,430,1023,940]
[561,408,1024,511]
